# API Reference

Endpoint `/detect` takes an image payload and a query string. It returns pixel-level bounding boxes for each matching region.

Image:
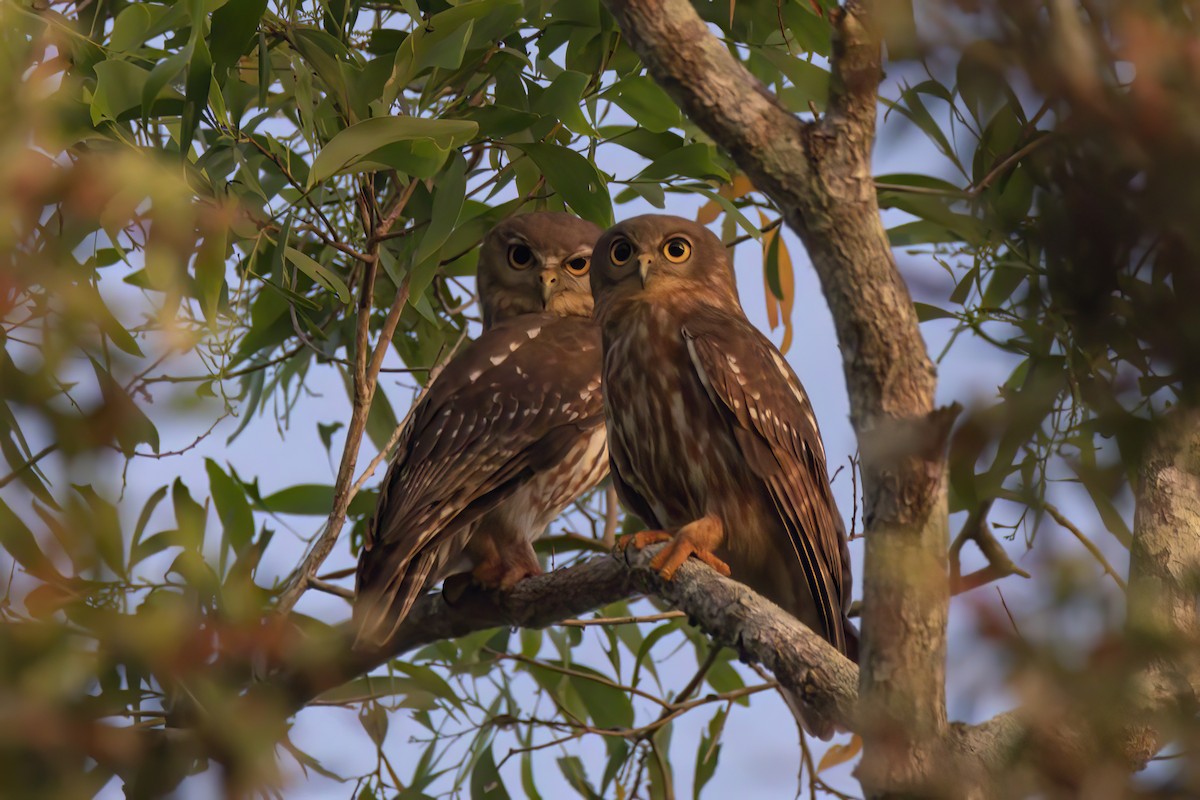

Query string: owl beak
[637,254,654,287]
[539,268,559,305]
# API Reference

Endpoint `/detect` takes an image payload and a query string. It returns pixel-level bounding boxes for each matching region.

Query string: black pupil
[614,242,632,262]
[668,240,686,257]
[511,245,532,265]
[569,258,587,271]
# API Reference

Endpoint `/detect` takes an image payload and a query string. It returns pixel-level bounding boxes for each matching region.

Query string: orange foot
[472,553,542,591]
[615,528,673,553]
[621,517,732,581]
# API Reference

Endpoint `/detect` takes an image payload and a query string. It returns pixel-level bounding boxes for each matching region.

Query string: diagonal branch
[247,546,859,730]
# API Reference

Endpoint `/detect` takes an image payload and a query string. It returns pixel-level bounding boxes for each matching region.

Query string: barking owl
[590,214,857,738]
[354,212,608,647]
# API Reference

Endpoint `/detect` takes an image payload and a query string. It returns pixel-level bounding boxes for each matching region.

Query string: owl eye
[609,238,633,266]
[565,255,590,276]
[507,243,534,269]
[662,237,691,263]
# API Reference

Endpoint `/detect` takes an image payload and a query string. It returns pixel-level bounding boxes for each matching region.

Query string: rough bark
[1129,409,1200,697]
[252,546,859,727]
[600,1,948,793]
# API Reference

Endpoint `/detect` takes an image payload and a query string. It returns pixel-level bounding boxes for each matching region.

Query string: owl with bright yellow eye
[590,214,857,739]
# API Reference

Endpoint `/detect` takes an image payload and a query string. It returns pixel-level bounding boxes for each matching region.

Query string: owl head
[590,215,739,312]
[477,212,602,328]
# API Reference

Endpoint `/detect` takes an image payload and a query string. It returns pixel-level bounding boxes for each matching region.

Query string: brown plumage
[590,214,856,738]
[354,212,608,648]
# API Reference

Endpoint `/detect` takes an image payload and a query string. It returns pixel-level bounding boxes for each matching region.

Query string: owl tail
[352,548,438,650]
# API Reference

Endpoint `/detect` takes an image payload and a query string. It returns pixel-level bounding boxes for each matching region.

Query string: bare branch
[949,499,1032,595]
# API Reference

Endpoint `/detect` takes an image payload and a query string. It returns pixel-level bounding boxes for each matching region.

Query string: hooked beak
[637,254,654,287]
[539,267,559,306]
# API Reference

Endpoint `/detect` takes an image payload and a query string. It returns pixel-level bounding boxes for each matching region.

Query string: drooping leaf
[308,117,478,186]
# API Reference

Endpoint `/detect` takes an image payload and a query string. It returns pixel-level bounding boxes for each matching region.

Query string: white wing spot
[468,369,483,382]
[726,355,740,374]
[771,350,809,408]
[490,353,508,366]
[509,340,521,352]
[526,326,542,339]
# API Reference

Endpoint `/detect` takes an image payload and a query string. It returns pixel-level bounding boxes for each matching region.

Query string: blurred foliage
[1,0,1199,797]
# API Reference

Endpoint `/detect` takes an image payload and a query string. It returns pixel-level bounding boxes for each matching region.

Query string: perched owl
[591,214,857,738]
[354,212,608,648]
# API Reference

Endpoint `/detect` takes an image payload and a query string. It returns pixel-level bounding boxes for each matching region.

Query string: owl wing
[681,310,850,654]
[355,313,604,645]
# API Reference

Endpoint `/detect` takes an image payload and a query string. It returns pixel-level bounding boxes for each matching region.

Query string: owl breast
[603,304,758,530]
[493,423,609,543]
[602,302,811,618]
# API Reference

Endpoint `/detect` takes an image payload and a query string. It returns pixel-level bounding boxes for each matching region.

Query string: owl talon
[645,515,729,581]
[649,540,731,581]
[615,529,672,552]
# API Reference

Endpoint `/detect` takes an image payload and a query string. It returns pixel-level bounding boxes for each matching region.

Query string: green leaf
[413,153,468,268]
[0,498,63,582]
[693,708,727,799]
[913,302,957,322]
[259,484,376,516]
[205,459,255,556]
[518,143,612,227]
[172,478,207,551]
[307,117,478,186]
[195,228,228,326]
[637,143,729,183]
[71,484,125,577]
[533,70,594,135]
[471,745,511,800]
[393,661,465,713]
[210,0,268,77]
[130,485,169,565]
[359,703,389,748]
[141,47,190,126]
[569,669,634,730]
[557,756,600,800]
[284,247,351,304]
[759,49,830,112]
[109,4,159,52]
[89,358,159,456]
[181,30,213,153]
[604,76,680,133]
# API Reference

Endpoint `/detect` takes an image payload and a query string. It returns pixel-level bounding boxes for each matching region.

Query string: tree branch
[248,546,859,730]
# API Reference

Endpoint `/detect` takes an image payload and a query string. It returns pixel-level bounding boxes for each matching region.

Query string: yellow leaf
[817,734,863,774]
[757,210,795,353]
[696,174,755,225]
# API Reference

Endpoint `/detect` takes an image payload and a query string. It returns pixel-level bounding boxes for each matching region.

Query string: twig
[310,578,355,601]
[487,649,673,709]
[949,499,1032,595]
[275,272,412,613]
[0,444,57,489]
[560,611,685,628]
[348,324,469,500]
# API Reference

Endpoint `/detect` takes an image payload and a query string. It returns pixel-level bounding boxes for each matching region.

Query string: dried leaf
[817,734,863,773]
[696,174,754,225]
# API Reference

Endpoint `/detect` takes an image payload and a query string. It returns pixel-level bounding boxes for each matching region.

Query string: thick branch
[600,1,946,792]
[251,547,859,729]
